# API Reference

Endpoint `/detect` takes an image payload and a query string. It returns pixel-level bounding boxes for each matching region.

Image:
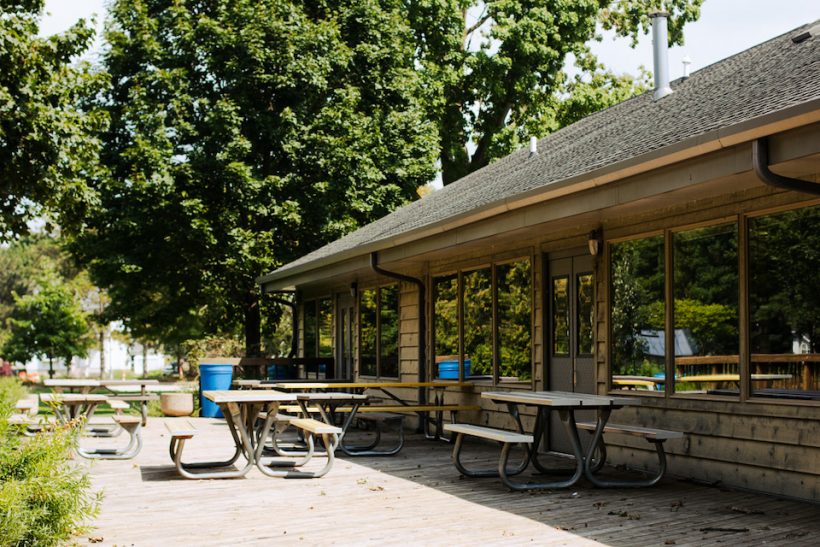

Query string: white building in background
[25,324,167,378]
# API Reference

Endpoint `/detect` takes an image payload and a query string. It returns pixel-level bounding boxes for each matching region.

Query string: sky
[41,0,819,78]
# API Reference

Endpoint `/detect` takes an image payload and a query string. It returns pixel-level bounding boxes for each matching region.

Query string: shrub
[0,380,101,546]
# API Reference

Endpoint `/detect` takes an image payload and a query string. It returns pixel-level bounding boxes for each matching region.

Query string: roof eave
[258,97,820,291]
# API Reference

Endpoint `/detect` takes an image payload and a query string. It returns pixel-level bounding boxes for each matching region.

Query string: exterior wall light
[350,282,358,298]
[588,228,603,256]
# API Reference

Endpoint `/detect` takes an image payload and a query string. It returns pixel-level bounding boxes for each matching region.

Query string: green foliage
[610,236,664,374]
[0,380,101,546]
[0,236,87,352]
[408,0,702,183]
[646,299,738,355]
[2,276,93,376]
[750,205,820,353]
[0,377,28,411]
[72,0,438,356]
[0,0,107,239]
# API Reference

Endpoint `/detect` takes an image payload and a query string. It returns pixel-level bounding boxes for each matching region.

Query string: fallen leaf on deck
[729,506,764,515]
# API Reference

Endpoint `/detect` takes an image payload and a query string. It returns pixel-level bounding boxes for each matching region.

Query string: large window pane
[496,259,532,382]
[318,298,333,358]
[673,224,739,395]
[750,206,820,399]
[359,289,377,376]
[303,301,317,358]
[577,273,594,356]
[379,285,399,378]
[433,275,459,378]
[463,268,492,377]
[610,236,665,389]
[552,277,569,356]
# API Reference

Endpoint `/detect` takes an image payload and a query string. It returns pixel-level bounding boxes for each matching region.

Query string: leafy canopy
[0,0,107,239]
[72,0,438,354]
[408,0,703,183]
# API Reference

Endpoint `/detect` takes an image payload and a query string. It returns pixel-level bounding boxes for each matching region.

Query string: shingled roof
[261,20,820,285]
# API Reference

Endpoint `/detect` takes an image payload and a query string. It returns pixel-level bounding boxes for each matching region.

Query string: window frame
[302,297,334,359]
[357,283,400,380]
[607,202,820,405]
[430,253,535,387]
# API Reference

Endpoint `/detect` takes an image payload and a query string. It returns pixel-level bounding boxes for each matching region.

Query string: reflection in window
[610,236,665,389]
[380,285,399,378]
[304,302,317,358]
[433,275,459,378]
[318,298,333,357]
[577,273,594,355]
[359,289,377,376]
[750,206,820,398]
[496,260,532,381]
[552,277,569,355]
[463,269,492,377]
[673,224,739,395]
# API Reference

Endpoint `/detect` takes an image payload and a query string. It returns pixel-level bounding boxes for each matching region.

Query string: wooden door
[547,254,596,453]
[336,293,355,380]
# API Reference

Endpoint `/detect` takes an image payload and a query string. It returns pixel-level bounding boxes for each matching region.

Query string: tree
[2,277,93,378]
[408,0,702,184]
[0,0,107,239]
[72,0,438,356]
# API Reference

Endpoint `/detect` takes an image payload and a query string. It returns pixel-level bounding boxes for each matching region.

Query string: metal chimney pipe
[529,136,538,157]
[650,11,674,100]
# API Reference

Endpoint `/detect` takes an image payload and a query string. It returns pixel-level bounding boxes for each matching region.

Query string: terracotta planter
[160,392,194,417]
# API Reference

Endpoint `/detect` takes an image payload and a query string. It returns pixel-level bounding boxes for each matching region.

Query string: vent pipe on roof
[650,11,674,100]
[682,55,692,79]
[529,136,538,157]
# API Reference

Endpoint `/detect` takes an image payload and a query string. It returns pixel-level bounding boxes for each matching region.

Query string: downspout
[753,138,820,196]
[370,252,427,409]
[266,291,298,359]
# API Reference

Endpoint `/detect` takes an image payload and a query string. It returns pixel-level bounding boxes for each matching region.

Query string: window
[610,236,665,389]
[303,298,333,358]
[359,284,400,378]
[673,224,739,395]
[552,276,569,356]
[609,203,820,403]
[749,205,820,399]
[318,298,333,357]
[303,301,318,358]
[432,257,532,384]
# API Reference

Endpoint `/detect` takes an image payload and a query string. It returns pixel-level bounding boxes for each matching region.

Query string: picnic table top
[202,390,297,404]
[44,379,160,387]
[482,390,640,407]
[39,393,109,403]
[268,380,472,390]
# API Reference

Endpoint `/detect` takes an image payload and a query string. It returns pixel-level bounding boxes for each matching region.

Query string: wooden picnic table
[44,379,162,425]
[39,393,109,424]
[186,390,366,479]
[482,390,640,489]
[268,380,475,440]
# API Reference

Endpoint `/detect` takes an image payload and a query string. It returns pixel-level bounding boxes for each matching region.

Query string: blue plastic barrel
[200,364,234,418]
[267,364,296,380]
[438,359,471,379]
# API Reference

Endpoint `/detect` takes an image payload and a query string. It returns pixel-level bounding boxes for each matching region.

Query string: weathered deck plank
[79,418,819,545]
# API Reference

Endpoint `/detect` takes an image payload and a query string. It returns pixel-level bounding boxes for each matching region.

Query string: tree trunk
[244,290,262,357]
[99,328,106,379]
[48,356,54,379]
[141,343,148,378]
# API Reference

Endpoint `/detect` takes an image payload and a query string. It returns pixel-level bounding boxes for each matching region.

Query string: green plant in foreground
[0,382,101,547]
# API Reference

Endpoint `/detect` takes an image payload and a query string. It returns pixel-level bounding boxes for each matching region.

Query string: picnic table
[44,379,162,425]
[482,390,639,489]
[170,390,364,479]
[39,393,109,424]
[267,380,477,440]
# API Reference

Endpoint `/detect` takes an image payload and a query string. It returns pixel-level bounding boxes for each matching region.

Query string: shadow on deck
[83,418,819,546]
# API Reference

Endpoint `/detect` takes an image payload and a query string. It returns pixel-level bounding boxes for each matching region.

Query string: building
[259,18,820,501]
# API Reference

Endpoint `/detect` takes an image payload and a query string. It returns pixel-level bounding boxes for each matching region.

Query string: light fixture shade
[588,228,603,256]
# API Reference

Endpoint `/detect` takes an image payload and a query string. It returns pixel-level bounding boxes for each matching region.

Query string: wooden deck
[81,417,819,545]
